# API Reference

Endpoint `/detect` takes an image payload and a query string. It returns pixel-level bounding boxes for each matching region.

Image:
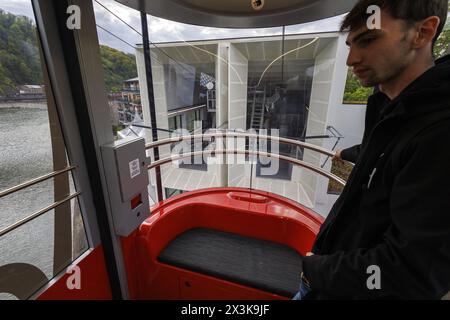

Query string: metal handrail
[0,191,81,237]
[0,166,77,199]
[147,149,346,187]
[145,132,336,158]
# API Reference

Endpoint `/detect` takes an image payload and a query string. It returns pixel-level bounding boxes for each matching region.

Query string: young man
[295,0,450,299]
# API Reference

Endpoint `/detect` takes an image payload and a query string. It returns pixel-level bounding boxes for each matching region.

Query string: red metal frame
[37,246,112,300]
[36,188,323,300]
[121,187,324,300]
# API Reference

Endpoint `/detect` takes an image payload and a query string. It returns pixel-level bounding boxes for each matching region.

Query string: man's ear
[412,16,441,49]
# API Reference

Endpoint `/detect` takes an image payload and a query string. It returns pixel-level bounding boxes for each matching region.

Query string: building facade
[133,32,364,216]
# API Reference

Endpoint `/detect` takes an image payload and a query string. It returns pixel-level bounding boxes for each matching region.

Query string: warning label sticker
[129,158,140,179]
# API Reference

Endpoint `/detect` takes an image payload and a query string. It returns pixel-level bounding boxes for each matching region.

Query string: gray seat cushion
[158,228,303,297]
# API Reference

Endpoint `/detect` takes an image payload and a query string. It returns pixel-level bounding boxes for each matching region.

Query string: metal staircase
[249,88,266,130]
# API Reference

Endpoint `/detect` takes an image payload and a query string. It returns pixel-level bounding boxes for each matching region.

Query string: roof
[19,85,44,89]
[124,77,139,82]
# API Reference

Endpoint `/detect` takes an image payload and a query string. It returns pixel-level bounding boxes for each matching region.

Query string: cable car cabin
[2,0,424,300]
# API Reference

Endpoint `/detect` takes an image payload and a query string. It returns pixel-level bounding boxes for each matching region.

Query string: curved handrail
[0,191,81,238]
[145,131,336,158]
[0,166,77,199]
[147,149,346,187]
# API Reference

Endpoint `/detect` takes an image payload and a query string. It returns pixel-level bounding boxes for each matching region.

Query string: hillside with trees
[0,10,136,96]
[100,45,137,92]
[0,10,41,95]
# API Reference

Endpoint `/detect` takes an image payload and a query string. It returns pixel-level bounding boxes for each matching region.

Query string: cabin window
[0,2,88,300]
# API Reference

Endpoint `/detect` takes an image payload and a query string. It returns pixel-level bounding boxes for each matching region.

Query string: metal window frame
[31,0,129,299]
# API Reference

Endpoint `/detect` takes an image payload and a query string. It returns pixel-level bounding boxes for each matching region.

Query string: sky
[0,0,345,54]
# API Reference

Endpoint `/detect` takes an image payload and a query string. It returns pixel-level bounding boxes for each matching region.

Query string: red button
[131,194,142,209]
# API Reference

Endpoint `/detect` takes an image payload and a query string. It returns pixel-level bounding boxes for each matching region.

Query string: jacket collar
[374,54,450,121]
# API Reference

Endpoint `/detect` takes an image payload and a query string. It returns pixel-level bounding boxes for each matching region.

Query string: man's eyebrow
[345,29,383,46]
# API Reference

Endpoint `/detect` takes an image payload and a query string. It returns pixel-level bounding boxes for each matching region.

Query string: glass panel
[342,70,374,104]
[0,197,88,300]
[164,187,184,199]
[186,110,199,132]
[168,115,182,132]
[142,30,345,211]
[93,0,143,141]
[0,174,76,231]
[0,1,89,299]
[0,74,51,192]
[229,36,346,215]
[0,3,72,191]
[434,15,450,59]
[91,3,363,212]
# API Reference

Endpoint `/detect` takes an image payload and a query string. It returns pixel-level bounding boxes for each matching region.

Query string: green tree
[99,45,137,93]
[434,20,450,59]
[0,10,42,95]
[0,10,137,96]
[343,70,374,104]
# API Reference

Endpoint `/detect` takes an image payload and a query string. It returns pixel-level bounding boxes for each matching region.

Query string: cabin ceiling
[116,0,358,28]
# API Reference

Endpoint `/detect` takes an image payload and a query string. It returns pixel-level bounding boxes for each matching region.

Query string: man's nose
[346,46,362,67]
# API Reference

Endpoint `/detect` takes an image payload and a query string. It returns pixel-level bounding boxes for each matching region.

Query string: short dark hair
[340,0,448,47]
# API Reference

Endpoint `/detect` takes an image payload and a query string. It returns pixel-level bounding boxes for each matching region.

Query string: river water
[0,102,87,299]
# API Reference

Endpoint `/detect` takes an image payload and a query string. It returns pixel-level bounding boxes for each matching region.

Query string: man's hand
[301,252,314,289]
[332,149,344,162]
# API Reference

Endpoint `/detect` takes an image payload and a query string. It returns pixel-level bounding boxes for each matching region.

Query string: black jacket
[303,55,450,299]
[340,92,391,163]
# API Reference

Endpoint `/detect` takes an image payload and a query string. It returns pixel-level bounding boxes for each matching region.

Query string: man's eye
[358,38,375,47]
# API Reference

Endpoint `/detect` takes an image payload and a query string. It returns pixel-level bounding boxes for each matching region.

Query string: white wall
[216,43,229,130]
[216,42,230,186]
[330,104,367,149]
[296,37,340,205]
[228,44,248,130]
[227,43,249,187]
[311,102,366,217]
[312,34,367,217]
